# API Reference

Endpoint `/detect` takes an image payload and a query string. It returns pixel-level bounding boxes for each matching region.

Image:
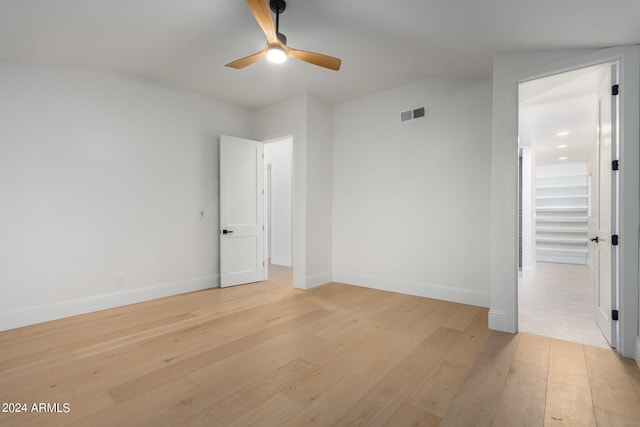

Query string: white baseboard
[0,275,219,332]
[333,272,490,308]
[305,272,333,289]
[488,309,516,333]
[270,256,292,267]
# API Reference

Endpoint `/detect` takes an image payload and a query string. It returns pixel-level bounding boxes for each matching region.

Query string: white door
[594,63,619,347]
[219,135,264,287]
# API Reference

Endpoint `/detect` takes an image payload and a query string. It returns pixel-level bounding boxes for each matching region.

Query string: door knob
[221,229,234,235]
[590,236,599,243]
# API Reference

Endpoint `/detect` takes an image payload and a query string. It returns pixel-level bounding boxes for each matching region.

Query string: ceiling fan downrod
[270,0,287,45]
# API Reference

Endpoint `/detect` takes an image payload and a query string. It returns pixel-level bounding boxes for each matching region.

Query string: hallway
[519,262,610,348]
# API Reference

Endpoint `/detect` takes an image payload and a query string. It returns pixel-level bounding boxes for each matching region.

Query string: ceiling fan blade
[246,0,278,44]
[288,48,342,71]
[225,49,267,69]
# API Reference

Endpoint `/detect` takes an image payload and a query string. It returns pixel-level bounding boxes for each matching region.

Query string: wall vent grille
[400,106,426,122]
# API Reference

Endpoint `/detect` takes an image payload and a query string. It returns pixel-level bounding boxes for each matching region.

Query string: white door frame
[594,63,619,347]
[261,133,298,285]
[489,46,640,358]
[263,136,293,276]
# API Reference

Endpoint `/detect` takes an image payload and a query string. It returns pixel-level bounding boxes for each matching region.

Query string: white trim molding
[488,309,515,333]
[333,272,490,308]
[0,275,218,332]
[304,272,333,290]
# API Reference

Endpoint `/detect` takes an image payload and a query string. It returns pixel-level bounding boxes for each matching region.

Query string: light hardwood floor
[2,265,640,426]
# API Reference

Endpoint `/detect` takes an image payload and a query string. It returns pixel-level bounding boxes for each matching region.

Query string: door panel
[220,135,264,287]
[594,63,618,347]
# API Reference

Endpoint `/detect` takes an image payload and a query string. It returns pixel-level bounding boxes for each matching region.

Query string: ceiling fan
[225,0,341,71]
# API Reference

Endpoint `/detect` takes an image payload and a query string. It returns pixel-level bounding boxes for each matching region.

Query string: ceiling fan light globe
[266,46,287,64]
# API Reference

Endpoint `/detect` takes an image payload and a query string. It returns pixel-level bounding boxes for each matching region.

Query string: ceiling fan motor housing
[269,0,286,14]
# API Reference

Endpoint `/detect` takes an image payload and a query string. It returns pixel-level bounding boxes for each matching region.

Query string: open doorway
[517,62,616,348]
[264,136,293,281]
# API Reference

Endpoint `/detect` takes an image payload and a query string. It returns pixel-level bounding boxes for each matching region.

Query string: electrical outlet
[200,210,205,220]
[117,274,125,286]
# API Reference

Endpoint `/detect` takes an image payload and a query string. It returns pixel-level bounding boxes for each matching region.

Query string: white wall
[0,62,253,330]
[264,137,292,266]
[253,93,333,289]
[305,96,333,286]
[332,77,492,307]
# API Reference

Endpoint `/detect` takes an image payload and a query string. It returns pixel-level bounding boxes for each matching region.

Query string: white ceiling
[519,63,610,165]
[1,0,639,110]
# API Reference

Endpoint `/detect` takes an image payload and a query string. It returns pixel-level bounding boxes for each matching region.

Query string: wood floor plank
[107,367,185,403]
[283,347,378,407]
[160,308,332,378]
[491,360,547,426]
[70,313,199,360]
[622,356,640,402]
[310,291,405,340]
[283,318,407,408]
[443,309,491,368]
[408,360,470,418]
[439,331,520,427]
[545,338,596,426]
[111,359,313,427]
[584,345,640,421]
[302,322,397,367]
[184,329,323,394]
[515,332,550,368]
[226,393,303,427]
[594,407,640,427]
[370,296,436,332]
[279,358,395,426]
[135,294,319,351]
[334,327,463,426]
[0,311,196,369]
[68,374,201,427]
[306,282,379,310]
[376,314,446,364]
[430,300,463,321]
[0,352,79,393]
[182,359,317,427]
[384,403,441,427]
[442,304,482,331]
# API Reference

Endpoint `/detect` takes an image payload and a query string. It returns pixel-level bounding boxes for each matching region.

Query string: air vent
[400,106,426,122]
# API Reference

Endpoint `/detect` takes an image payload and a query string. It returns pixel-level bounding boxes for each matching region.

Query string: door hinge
[612,84,619,96]
[612,309,619,321]
[612,234,619,246]
[612,160,619,171]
